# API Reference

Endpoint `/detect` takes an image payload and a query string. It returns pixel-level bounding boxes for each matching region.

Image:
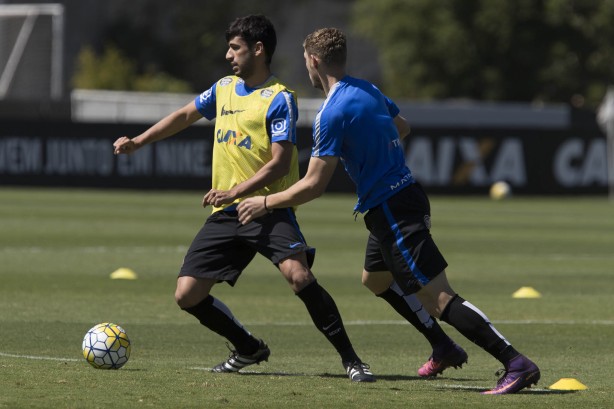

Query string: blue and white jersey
[311,76,415,213]
[195,76,298,144]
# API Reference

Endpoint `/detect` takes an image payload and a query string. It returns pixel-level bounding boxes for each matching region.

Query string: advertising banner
[0,120,607,195]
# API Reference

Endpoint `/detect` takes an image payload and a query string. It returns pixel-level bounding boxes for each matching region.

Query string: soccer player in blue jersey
[113,16,374,382]
[237,27,541,394]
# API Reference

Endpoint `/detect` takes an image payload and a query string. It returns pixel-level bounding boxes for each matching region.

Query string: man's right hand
[113,137,138,155]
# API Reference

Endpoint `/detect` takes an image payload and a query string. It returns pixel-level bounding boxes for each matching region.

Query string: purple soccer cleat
[482,354,540,395]
[418,341,468,377]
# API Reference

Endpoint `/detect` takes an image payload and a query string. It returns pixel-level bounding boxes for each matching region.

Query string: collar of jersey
[324,75,349,102]
[235,75,275,96]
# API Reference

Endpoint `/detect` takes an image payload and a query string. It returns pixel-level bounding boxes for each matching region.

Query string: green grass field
[1,187,613,408]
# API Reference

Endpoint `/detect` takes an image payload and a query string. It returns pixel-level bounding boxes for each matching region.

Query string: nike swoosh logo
[322,320,339,332]
[220,105,246,116]
[289,242,302,249]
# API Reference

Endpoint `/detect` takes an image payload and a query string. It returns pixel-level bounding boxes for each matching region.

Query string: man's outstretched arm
[237,155,338,224]
[113,102,202,155]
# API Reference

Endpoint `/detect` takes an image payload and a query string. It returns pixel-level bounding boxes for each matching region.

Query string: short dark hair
[225,15,277,65]
[303,28,346,67]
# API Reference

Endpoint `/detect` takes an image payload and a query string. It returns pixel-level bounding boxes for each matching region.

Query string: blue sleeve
[266,91,298,144]
[194,82,217,120]
[371,82,400,118]
[312,107,343,157]
[384,94,400,118]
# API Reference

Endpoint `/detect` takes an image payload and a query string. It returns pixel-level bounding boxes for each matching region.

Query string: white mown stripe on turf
[0,351,80,362]
[438,384,552,393]
[2,319,612,364]
[250,319,614,326]
[0,245,188,254]
[4,247,614,261]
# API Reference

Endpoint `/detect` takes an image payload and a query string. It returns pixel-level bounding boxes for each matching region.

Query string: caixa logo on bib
[216,129,252,149]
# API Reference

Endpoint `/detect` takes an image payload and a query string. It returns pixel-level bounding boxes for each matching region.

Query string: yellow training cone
[512,286,541,298]
[549,378,588,391]
[110,268,138,280]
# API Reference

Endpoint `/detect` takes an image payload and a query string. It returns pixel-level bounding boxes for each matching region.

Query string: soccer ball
[489,181,511,200]
[82,323,131,369]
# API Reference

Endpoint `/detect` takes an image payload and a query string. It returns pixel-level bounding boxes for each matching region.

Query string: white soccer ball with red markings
[82,323,131,369]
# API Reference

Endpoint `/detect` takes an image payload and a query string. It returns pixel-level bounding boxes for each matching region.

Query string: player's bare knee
[362,270,393,295]
[175,287,203,309]
[361,270,370,287]
[175,276,214,309]
[279,257,314,291]
[287,269,315,292]
[174,289,191,309]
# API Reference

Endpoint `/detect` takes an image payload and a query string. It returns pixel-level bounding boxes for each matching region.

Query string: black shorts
[179,209,315,286]
[363,183,447,294]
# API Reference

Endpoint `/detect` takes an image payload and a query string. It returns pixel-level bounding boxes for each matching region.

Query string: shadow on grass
[318,372,422,382]
[192,366,491,383]
[434,384,579,394]
[191,366,582,394]
[192,366,422,380]
[196,368,583,395]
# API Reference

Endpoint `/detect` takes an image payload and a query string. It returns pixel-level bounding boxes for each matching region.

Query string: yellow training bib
[212,76,299,212]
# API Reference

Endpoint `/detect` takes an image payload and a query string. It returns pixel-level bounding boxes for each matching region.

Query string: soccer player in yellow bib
[113,15,374,382]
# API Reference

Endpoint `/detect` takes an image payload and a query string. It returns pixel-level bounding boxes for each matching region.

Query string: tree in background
[352,0,614,107]
[72,45,136,91]
[72,45,191,93]
[71,0,280,93]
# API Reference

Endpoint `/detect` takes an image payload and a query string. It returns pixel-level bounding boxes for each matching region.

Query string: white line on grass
[0,351,79,362]
[492,319,614,325]
[0,245,188,254]
[2,319,611,364]
[248,319,614,326]
[5,247,614,262]
[437,383,553,393]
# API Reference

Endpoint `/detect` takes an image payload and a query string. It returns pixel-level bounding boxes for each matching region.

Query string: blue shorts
[363,183,448,294]
[179,209,315,286]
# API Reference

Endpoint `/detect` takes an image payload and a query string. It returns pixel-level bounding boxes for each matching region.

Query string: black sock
[377,282,451,348]
[183,295,259,355]
[440,295,518,364]
[296,280,359,363]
